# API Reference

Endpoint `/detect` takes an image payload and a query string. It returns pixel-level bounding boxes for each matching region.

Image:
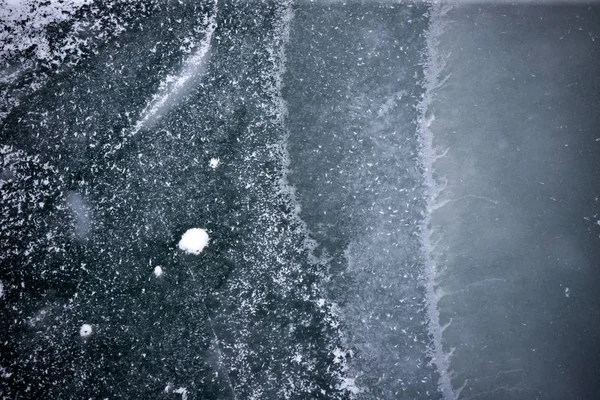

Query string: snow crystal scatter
[79,324,93,337]
[209,157,220,169]
[0,0,92,61]
[337,377,362,395]
[178,228,209,255]
[154,266,163,277]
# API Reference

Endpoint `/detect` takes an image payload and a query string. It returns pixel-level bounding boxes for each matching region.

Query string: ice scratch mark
[436,278,508,299]
[130,0,218,135]
[202,301,237,399]
[461,385,538,400]
[432,194,499,213]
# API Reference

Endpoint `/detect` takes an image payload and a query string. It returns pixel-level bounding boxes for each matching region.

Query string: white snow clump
[178,228,210,255]
[79,323,93,337]
[209,158,220,169]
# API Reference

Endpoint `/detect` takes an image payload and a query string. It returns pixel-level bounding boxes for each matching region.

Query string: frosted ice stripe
[418,1,461,399]
[267,0,355,396]
[130,0,218,135]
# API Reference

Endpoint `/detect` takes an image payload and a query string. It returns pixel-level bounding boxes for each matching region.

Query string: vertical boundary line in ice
[266,0,321,261]
[266,1,354,396]
[130,0,219,136]
[417,1,460,400]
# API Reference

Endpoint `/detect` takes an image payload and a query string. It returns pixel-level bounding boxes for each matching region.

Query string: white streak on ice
[66,192,91,241]
[418,1,460,399]
[130,0,219,135]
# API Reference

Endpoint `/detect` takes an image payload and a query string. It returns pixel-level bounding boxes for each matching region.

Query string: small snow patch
[0,366,12,379]
[338,377,362,395]
[292,353,303,363]
[174,387,188,400]
[209,158,220,169]
[178,228,209,255]
[154,266,163,277]
[79,323,92,337]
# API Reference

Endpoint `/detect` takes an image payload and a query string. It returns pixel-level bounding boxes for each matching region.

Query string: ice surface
[0,1,165,121]
[178,228,210,255]
[283,3,439,398]
[2,1,598,399]
[425,4,600,399]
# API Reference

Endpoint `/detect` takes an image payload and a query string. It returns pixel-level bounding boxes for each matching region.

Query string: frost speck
[209,157,220,169]
[337,377,362,395]
[565,287,570,298]
[154,266,163,277]
[79,323,93,337]
[174,387,188,400]
[0,366,12,379]
[178,228,209,255]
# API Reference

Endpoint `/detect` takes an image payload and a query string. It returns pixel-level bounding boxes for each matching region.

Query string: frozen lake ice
[1,1,599,399]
